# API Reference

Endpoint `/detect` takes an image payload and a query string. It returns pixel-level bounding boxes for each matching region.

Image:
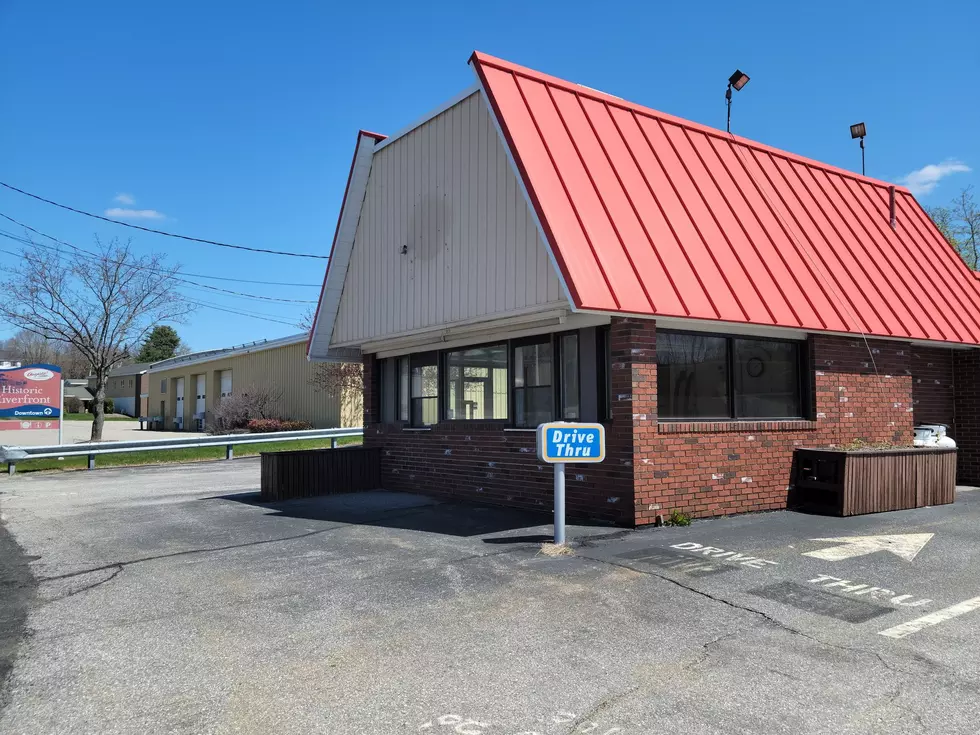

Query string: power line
[0,244,303,328]
[0,181,329,259]
[0,227,316,304]
[0,216,320,286]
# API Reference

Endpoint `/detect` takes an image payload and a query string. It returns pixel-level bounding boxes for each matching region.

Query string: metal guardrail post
[87,454,95,470]
[330,438,337,449]
[7,461,14,476]
[226,445,233,460]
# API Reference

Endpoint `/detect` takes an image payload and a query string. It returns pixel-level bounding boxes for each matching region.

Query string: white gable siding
[331,91,567,347]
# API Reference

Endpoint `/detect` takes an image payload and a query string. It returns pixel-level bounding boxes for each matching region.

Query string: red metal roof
[471,52,980,345]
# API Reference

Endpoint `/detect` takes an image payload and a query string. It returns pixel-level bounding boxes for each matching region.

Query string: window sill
[658,419,817,434]
[402,427,432,432]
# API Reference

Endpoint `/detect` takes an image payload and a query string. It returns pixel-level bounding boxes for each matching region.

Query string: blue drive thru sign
[537,422,605,463]
[536,422,606,545]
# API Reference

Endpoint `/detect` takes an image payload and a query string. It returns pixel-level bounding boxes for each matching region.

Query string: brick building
[308,52,980,526]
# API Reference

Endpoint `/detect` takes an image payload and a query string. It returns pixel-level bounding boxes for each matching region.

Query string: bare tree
[952,186,980,270]
[207,383,284,434]
[0,236,194,440]
[2,330,91,378]
[928,187,980,269]
[926,205,959,250]
[309,361,363,427]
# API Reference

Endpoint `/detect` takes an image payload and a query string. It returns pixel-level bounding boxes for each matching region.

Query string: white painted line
[878,596,980,639]
[804,533,934,562]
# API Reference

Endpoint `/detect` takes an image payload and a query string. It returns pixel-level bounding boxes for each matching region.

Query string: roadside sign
[0,364,63,433]
[537,422,605,463]
[536,422,605,545]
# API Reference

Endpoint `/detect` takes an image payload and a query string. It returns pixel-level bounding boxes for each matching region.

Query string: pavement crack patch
[683,630,742,671]
[579,552,923,676]
[63,565,123,599]
[36,505,438,584]
[564,683,641,735]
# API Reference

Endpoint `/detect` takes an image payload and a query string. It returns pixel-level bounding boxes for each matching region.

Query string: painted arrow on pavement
[803,533,934,562]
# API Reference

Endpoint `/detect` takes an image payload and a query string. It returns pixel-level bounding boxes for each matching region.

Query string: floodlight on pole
[850,122,867,176]
[726,69,750,133]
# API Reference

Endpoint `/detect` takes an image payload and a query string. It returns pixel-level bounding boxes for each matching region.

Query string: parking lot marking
[669,542,779,569]
[807,574,931,607]
[878,596,980,639]
[803,533,934,562]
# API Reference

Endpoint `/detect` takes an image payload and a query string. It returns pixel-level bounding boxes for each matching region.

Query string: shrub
[247,418,283,433]
[207,385,283,434]
[246,418,314,433]
[279,420,313,431]
[664,510,692,527]
[64,396,83,414]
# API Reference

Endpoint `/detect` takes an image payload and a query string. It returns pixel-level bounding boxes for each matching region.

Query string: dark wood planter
[260,446,381,502]
[791,447,956,516]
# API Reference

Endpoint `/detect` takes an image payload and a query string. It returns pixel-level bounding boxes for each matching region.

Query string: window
[658,332,729,419]
[657,330,805,420]
[397,357,410,422]
[410,353,439,426]
[445,344,508,420]
[733,338,802,418]
[160,379,167,394]
[514,339,553,427]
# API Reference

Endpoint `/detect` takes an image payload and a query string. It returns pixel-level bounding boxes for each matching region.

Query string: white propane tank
[914,424,956,449]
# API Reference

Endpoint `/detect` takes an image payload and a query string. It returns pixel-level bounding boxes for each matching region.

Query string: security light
[725,69,750,133]
[850,122,867,175]
[729,70,750,91]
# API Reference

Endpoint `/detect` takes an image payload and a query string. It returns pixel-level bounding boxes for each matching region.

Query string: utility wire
[0,216,319,286]
[0,227,317,304]
[0,244,303,328]
[0,181,329,259]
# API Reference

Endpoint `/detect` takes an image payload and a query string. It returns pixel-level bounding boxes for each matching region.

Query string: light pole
[726,69,750,133]
[850,122,867,175]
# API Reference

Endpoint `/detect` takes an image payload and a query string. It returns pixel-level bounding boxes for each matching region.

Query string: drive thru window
[384,330,582,428]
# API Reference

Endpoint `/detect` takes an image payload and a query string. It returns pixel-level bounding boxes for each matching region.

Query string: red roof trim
[307,130,386,357]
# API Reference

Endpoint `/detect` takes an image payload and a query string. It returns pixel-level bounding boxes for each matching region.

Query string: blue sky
[1,0,977,351]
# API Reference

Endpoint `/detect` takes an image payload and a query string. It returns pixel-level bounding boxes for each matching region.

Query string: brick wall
[629,331,913,524]
[911,346,955,435]
[365,422,633,524]
[363,321,917,526]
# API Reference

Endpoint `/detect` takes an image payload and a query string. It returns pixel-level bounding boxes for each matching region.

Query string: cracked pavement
[1,460,979,733]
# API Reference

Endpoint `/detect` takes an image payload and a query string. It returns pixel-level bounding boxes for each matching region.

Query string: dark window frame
[380,330,588,429]
[657,328,810,421]
[510,330,581,428]
[409,351,439,427]
[442,342,510,422]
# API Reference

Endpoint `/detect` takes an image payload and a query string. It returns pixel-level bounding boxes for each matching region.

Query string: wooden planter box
[260,446,381,502]
[791,447,956,516]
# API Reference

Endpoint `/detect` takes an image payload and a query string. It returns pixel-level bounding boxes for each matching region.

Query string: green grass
[9,436,363,474]
[63,413,141,422]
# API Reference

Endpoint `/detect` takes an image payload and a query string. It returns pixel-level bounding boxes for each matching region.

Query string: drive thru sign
[537,422,605,544]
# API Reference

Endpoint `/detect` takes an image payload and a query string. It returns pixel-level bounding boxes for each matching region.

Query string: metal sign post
[536,422,605,545]
[58,378,64,445]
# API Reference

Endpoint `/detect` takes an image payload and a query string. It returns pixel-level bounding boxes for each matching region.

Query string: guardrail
[0,427,364,475]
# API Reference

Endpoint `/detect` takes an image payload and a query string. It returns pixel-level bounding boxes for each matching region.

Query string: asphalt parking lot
[2,461,980,734]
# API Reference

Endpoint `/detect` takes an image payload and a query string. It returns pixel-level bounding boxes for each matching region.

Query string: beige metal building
[148,334,360,431]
